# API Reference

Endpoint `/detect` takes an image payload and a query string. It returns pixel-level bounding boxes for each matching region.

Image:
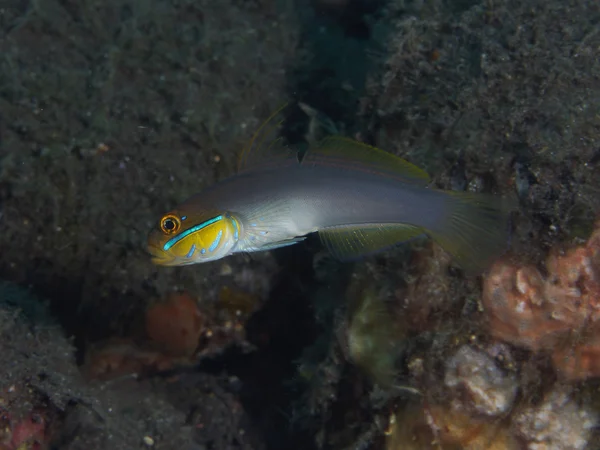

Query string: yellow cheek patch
[163,215,224,252]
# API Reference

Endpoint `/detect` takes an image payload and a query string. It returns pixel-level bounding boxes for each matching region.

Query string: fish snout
[146,242,176,266]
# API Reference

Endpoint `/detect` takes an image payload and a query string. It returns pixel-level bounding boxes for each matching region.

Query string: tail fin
[427,191,516,273]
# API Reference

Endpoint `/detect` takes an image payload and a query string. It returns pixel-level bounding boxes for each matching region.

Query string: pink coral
[482,221,600,380]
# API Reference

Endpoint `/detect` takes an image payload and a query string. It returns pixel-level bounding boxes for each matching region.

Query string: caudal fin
[427,191,515,273]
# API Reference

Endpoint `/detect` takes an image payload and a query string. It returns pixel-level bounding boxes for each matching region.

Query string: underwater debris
[482,220,600,380]
[385,400,518,450]
[514,386,597,450]
[444,345,517,418]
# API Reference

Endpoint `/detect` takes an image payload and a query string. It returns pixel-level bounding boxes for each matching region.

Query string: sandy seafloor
[0,0,599,449]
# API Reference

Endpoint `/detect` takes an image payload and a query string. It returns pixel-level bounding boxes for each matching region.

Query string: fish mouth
[151,256,176,266]
[146,245,176,266]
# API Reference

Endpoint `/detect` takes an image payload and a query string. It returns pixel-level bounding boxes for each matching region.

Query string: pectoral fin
[318,223,425,261]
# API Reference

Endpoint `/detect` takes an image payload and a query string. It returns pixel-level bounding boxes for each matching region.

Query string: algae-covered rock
[0,281,259,449]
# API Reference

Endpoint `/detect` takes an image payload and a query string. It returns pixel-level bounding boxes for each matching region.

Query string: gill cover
[149,212,240,265]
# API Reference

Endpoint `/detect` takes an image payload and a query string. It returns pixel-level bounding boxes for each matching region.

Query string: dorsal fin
[298,102,339,146]
[302,136,431,185]
[237,102,298,173]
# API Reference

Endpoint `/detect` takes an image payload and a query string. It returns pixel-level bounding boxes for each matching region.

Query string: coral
[2,413,46,450]
[145,291,203,357]
[483,262,565,350]
[386,344,520,448]
[84,289,252,380]
[514,386,597,450]
[385,401,519,450]
[345,286,406,388]
[385,384,599,450]
[425,406,518,450]
[551,336,600,382]
[445,345,517,418]
[482,220,600,380]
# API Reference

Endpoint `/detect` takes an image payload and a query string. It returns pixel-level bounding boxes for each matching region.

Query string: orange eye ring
[160,214,181,235]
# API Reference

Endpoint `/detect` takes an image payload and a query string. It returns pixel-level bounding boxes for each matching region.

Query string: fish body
[148,135,511,270]
[183,164,447,243]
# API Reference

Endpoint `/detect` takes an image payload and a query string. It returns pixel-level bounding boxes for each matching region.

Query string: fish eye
[160,214,181,235]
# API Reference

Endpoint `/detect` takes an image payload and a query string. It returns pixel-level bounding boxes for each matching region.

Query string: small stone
[220,263,233,276]
[445,345,517,417]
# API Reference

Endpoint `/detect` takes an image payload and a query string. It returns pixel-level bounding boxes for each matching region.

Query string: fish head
[147,209,241,266]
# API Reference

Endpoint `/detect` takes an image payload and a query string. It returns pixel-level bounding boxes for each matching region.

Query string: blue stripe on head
[208,230,223,252]
[163,215,223,251]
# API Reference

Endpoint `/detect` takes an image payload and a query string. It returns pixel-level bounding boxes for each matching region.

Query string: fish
[147,105,512,271]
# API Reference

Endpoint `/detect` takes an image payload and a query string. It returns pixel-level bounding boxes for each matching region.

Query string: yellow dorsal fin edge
[305,136,431,184]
